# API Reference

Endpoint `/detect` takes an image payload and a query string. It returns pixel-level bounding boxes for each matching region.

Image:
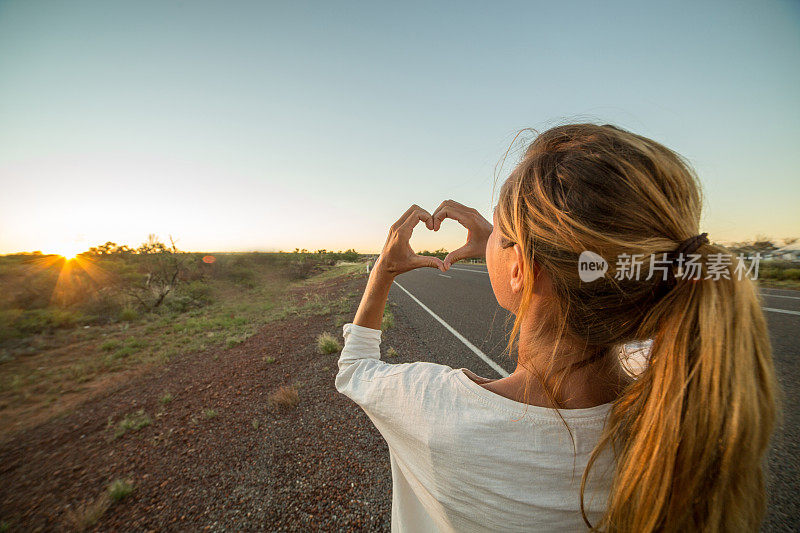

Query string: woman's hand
[373,205,446,278]
[431,200,493,270]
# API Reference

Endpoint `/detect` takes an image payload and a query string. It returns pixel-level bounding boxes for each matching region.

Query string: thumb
[443,245,472,269]
[412,254,446,272]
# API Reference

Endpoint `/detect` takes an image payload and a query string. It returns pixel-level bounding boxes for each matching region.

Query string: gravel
[0,275,393,531]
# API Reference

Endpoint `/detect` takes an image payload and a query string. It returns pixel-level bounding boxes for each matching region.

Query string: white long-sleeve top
[335,323,616,532]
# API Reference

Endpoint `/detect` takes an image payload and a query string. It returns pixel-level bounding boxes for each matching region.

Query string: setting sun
[53,242,85,260]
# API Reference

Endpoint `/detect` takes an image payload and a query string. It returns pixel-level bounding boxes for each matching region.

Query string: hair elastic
[667,232,709,266]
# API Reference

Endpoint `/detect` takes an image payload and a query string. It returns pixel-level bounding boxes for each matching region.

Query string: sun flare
[53,242,85,260]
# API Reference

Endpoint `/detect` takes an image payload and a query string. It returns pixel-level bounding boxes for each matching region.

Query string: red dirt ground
[0,274,394,532]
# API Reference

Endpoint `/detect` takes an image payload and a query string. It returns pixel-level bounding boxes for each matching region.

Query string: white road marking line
[761,293,800,300]
[438,274,452,278]
[392,280,509,378]
[448,267,489,274]
[763,307,800,316]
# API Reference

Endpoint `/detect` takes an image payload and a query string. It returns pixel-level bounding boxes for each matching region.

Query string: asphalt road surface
[388,264,799,532]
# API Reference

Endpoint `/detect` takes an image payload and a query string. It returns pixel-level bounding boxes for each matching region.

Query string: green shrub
[183,280,213,305]
[125,337,147,349]
[118,308,139,321]
[100,339,121,352]
[109,345,137,361]
[760,267,781,279]
[108,479,134,502]
[782,268,800,280]
[113,409,151,438]
[164,295,193,313]
[316,332,341,354]
[288,258,318,280]
[381,311,395,330]
[159,392,174,404]
[12,308,85,335]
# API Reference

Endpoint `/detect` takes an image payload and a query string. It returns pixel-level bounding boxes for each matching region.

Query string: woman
[335,124,778,532]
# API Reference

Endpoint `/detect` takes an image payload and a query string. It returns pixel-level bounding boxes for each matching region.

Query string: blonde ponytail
[584,249,778,531]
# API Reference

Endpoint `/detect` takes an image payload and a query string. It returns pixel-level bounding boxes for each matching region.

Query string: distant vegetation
[417,248,448,261]
[0,237,361,343]
[0,237,366,433]
[727,236,800,288]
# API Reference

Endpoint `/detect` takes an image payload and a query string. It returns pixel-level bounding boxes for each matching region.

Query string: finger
[411,254,446,272]
[444,244,473,269]
[432,205,472,232]
[392,204,422,230]
[399,207,434,233]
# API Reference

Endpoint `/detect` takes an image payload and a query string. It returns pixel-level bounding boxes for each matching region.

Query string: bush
[287,258,318,280]
[7,308,85,336]
[118,308,139,321]
[760,267,781,280]
[339,249,360,262]
[108,479,134,502]
[79,288,125,323]
[163,295,191,313]
[269,385,299,409]
[316,332,341,354]
[782,268,800,280]
[100,339,121,352]
[113,409,151,438]
[183,280,213,305]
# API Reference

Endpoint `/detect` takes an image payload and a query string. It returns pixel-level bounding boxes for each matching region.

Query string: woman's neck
[480,326,631,409]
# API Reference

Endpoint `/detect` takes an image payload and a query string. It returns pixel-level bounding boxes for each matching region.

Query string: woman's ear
[509,243,525,294]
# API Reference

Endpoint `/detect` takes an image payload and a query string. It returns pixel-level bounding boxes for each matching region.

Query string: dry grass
[66,494,111,531]
[269,385,299,409]
[66,478,133,530]
[386,347,399,358]
[316,332,342,354]
[112,409,152,439]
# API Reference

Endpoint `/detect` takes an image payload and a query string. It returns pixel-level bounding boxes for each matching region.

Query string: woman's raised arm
[352,205,445,330]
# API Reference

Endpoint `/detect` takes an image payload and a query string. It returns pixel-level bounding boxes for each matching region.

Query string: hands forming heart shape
[374,200,494,277]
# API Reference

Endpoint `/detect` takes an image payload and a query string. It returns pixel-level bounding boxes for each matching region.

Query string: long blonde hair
[494,123,779,531]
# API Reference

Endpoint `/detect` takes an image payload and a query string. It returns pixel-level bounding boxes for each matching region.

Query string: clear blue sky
[1,0,798,254]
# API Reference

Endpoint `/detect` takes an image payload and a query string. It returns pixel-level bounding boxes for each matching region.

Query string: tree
[751,235,777,254]
[121,235,188,309]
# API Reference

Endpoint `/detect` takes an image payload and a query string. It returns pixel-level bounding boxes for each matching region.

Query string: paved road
[388,265,799,532]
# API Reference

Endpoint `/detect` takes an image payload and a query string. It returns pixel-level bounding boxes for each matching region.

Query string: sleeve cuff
[342,322,382,341]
